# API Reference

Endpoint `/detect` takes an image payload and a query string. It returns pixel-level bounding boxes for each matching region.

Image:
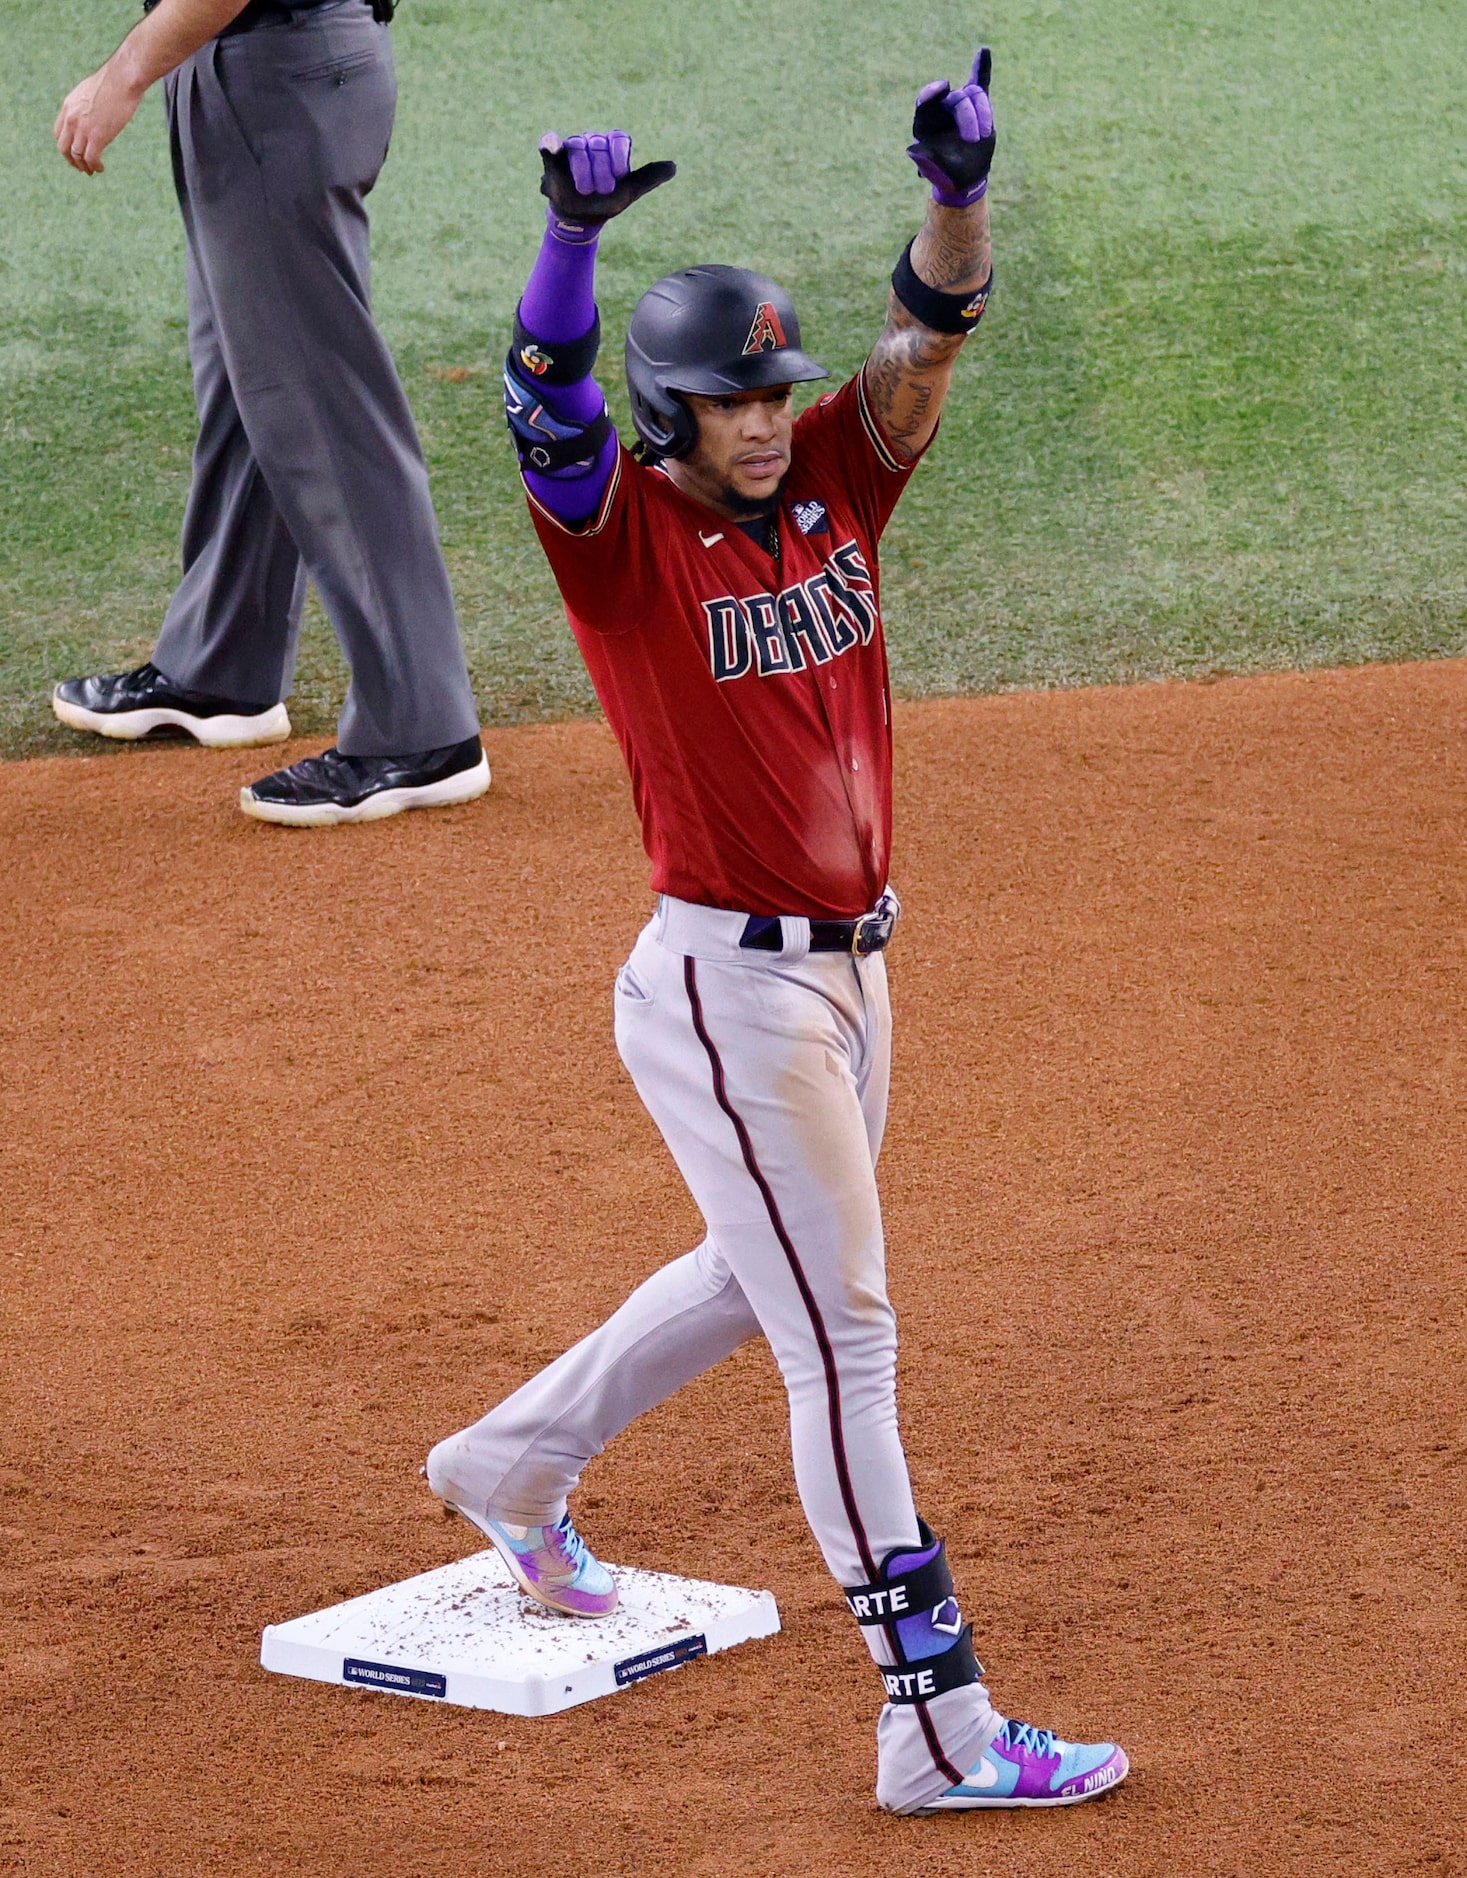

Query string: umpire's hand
[57,0,255,174]
[55,60,146,174]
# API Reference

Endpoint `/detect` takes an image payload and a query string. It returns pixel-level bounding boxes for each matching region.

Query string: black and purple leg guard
[843,1520,982,1705]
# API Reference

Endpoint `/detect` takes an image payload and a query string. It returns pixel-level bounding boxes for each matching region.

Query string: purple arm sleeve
[520,206,598,341]
[518,211,618,523]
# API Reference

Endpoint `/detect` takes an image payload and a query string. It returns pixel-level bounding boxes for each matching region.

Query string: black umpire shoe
[240,734,490,827]
[52,662,291,748]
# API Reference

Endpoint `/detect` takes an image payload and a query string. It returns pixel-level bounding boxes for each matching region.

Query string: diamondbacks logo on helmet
[742,302,789,356]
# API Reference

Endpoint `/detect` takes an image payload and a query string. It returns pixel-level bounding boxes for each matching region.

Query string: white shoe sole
[444,1501,617,1620]
[51,691,291,749]
[239,750,490,827]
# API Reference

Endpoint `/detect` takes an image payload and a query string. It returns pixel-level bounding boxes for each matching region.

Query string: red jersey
[528,372,923,920]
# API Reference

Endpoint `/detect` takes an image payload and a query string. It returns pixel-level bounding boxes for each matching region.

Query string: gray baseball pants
[153,2,479,755]
[428,899,1000,1812]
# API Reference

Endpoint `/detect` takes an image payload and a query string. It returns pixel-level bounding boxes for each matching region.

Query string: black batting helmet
[625,265,828,459]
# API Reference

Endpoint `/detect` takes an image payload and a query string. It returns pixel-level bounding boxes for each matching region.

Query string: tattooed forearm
[910,199,992,293]
[863,311,961,454]
[861,195,991,461]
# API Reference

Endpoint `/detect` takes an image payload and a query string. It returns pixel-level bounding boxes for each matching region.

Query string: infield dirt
[3,664,1465,1877]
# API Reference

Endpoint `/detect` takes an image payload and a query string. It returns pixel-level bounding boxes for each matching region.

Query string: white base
[260,1548,780,1717]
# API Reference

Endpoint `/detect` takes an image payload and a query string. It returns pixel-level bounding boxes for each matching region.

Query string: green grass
[3,0,1466,755]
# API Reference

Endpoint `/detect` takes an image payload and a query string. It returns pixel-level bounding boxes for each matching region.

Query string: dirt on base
[2,664,1466,1878]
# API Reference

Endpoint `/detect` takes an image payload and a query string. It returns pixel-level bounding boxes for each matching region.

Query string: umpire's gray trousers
[154,2,479,755]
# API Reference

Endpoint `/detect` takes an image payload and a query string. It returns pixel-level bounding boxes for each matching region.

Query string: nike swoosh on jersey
[699,531,725,547]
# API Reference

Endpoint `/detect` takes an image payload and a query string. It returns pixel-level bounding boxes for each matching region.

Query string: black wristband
[891,241,992,335]
[511,309,601,386]
[879,1626,982,1705]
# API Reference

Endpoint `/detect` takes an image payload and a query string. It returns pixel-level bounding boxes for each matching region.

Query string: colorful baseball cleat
[913,1716,1129,1812]
[452,1504,619,1618]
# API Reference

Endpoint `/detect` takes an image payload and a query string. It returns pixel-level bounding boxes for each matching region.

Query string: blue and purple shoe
[915,1715,1129,1811]
[454,1505,619,1619]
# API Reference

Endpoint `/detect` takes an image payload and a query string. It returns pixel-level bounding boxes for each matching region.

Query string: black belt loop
[739,893,898,958]
[739,916,784,953]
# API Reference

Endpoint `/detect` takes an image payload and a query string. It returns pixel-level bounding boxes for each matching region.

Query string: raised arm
[505,133,674,526]
[861,49,996,462]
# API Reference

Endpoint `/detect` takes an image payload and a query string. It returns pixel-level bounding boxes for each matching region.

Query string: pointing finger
[972,45,992,92]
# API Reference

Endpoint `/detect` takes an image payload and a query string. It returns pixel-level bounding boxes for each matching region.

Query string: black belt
[740,899,898,958]
[208,0,390,33]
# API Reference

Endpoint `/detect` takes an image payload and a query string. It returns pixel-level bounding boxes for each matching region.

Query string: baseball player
[427,53,1130,1815]
[49,0,487,827]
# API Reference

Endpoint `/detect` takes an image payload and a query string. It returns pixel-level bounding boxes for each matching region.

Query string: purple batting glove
[907,46,996,206]
[539,130,676,242]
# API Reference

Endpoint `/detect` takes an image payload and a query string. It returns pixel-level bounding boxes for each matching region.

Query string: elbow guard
[504,308,610,473]
[503,356,612,475]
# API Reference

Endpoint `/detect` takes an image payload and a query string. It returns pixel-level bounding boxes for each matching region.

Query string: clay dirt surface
[2,665,1465,1878]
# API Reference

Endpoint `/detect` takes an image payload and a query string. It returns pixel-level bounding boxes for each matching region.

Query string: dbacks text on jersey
[703,540,877,682]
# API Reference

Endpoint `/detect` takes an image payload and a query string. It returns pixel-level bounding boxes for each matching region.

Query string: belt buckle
[851,904,895,957]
